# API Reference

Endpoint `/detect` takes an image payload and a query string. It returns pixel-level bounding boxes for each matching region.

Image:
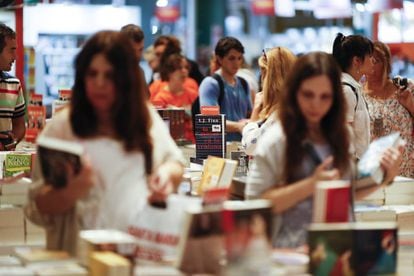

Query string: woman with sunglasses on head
[25,31,185,255]
[246,52,401,248]
[242,47,297,155]
[332,33,375,160]
[363,41,413,177]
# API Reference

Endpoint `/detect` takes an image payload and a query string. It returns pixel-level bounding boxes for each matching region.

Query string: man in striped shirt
[0,23,25,150]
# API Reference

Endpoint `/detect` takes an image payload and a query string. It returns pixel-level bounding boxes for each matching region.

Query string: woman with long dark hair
[246,52,401,248]
[25,31,184,255]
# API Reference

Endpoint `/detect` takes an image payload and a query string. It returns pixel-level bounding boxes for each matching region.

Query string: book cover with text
[195,114,226,159]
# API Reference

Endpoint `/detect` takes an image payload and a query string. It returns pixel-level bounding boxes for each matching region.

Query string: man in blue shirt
[199,37,252,141]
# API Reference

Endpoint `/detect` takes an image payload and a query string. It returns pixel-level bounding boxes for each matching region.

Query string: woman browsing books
[246,52,402,248]
[25,31,185,255]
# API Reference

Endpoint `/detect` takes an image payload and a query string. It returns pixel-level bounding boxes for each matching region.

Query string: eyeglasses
[262,48,272,61]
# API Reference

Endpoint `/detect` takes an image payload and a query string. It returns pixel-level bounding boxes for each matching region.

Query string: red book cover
[325,185,350,222]
[25,105,46,142]
[313,180,350,223]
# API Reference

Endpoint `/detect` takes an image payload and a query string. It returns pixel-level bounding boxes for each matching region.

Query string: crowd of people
[0,21,408,255]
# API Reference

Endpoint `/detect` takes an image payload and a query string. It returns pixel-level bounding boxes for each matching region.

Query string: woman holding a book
[25,31,185,255]
[246,52,402,248]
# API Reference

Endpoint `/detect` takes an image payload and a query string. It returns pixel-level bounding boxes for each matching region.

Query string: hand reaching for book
[312,156,340,183]
[66,158,94,200]
[147,161,184,208]
[147,171,173,208]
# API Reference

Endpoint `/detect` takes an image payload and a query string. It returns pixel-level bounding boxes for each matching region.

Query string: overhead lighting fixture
[156,0,168,8]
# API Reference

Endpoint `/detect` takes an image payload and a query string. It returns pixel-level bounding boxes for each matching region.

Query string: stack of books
[3,152,33,179]
[354,204,414,232]
[197,156,237,196]
[89,251,131,276]
[25,218,46,245]
[157,108,186,142]
[14,248,87,276]
[78,229,137,267]
[0,204,25,245]
[26,93,46,143]
[0,176,31,206]
[384,176,414,205]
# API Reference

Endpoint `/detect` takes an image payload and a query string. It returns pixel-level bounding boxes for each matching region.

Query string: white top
[44,106,184,231]
[246,121,335,247]
[242,113,277,156]
[342,73,370,159]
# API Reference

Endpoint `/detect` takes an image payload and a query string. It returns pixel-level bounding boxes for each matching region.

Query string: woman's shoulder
[41,107,74,140]
[255,121,285,152]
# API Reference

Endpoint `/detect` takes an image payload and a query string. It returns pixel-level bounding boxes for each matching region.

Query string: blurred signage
[311,0,352,19]
[155,1,180,23]
[251,0,275,16]
[274,0,295,17]
[368,0,403,12]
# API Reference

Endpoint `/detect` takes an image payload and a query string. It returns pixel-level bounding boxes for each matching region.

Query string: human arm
[246,124,339,213]
[25,108,94,214]
[147,105,186,203]
[226,119,249,134]
[249,91,263,121]
[242,114,274,156]
[7,85,26,147]
[397,82,414,116]
[148,160,184,204]
[34,159,94,214]
[199,76,220,107]
[342,85,358,124]
[355,146,403,201]
[11,115,25,142]
[260,157,339,214]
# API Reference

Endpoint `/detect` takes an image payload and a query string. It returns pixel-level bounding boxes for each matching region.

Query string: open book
[36,136,84,189]
[355,132,402,189]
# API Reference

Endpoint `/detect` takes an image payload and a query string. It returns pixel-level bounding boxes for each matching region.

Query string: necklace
[366,81,397,137]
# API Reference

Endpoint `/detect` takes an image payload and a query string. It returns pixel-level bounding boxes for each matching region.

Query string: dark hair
[154,35,182,72]
[71,30,153,175]
[153,35,181,53]
[279,52,350,183]
[0,23,15,52]
[214,36,244,58]
[159,53,187,81]
[120,24,144,43]
[332,33,373,72]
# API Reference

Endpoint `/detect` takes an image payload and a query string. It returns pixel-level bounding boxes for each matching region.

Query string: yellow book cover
[198,156,226,195]
[90,251,131,276]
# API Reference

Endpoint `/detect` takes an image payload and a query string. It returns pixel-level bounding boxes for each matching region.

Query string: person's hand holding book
[65,157,94,201]
[379,145,403,186]
[147,161,183,208]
